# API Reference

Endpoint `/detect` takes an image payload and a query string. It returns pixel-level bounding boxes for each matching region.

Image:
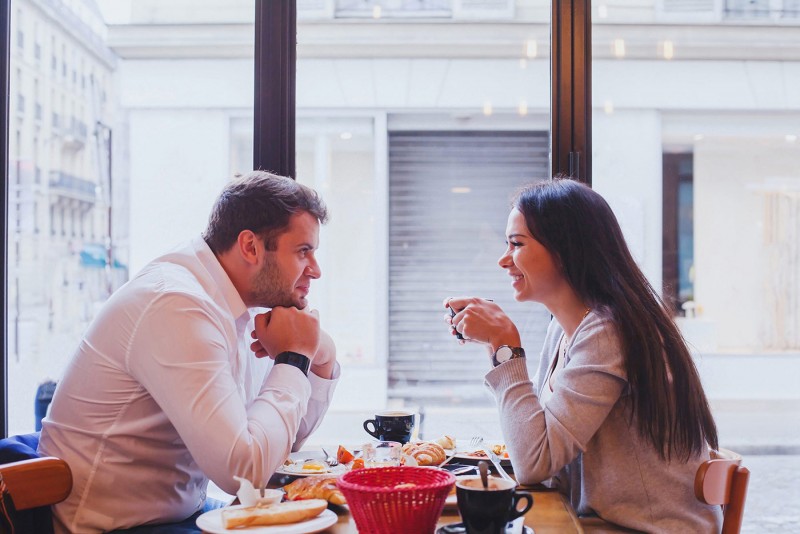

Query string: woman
[446,179,722,533]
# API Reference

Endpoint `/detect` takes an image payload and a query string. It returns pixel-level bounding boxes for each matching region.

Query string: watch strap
[274,351,311,376]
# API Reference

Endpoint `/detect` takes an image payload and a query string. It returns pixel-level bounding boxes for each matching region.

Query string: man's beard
[250,255,306,309]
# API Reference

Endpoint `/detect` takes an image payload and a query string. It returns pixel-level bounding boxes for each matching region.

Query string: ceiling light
[662,40,674,60]
[451,187,471,194]
[613,39,625,58]
[526,40,537,59]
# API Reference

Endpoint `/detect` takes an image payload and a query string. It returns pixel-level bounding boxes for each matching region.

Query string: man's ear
[236,230,261,266]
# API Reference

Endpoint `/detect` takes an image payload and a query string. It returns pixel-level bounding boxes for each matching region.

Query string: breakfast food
[221,499,327,529]
[401,441,447,466]
[281,458,347,475]
[299,460,328,474]
[465,443,509,459]
[284,475,347,505]
[337,445,355,464]
[433,435,456,450]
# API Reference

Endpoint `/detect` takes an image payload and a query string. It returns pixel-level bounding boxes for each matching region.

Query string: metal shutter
[388,130,551,404]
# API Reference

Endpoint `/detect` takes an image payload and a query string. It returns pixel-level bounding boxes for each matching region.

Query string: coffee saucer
[436,522,533,534]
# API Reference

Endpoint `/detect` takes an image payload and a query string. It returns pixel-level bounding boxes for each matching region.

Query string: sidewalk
[712,399,800,455]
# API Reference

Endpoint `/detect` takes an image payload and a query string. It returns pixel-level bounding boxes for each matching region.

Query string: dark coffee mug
[362,411,415,444]
[456,476,534,534]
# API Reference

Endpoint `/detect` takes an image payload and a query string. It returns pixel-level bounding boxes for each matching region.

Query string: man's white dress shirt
[38,237,339,533]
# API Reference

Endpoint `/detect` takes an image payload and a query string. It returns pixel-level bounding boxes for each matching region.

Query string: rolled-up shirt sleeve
[127,292,311,494]
[292,362,341,452]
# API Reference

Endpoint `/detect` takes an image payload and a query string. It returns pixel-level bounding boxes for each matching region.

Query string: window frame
[0,0,591,437]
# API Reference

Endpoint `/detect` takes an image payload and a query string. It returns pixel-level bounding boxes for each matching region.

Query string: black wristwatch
[491,346,526,367]
[274,351,311,376]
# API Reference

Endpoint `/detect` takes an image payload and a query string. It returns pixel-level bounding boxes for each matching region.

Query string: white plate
[275,451,349,477]
[196,505,337,534]
[452,442,511,465]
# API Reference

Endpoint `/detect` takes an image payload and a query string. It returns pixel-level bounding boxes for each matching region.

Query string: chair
[0,433,72,534]
[695,449,750,534]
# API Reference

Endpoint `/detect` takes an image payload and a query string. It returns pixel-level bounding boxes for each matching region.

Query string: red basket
[336,466,456,534]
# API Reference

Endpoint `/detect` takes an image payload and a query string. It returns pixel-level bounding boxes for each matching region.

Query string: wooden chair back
[695,453,750,534]
[0,456,72,511]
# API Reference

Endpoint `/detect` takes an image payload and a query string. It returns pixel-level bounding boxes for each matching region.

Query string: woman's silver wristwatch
[491,345,526,367]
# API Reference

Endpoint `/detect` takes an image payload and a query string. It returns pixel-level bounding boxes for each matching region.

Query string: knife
[482,445,515,484]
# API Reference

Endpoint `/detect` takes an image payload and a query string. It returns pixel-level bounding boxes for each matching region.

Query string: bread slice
[221,499,327,529]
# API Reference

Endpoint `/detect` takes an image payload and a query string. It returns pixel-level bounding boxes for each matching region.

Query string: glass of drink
[362,441,402,468]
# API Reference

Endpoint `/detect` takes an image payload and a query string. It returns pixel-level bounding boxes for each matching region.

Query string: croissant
[283,475,346,505]
[401,442,447,466]
[433,435,456,449]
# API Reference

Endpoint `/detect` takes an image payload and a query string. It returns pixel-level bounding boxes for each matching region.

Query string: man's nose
[307,257,321,279]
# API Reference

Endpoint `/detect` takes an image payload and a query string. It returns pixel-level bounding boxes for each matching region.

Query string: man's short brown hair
[203,171,328,254]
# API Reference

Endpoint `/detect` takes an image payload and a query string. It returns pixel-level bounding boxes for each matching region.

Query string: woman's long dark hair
[514,178,718,460]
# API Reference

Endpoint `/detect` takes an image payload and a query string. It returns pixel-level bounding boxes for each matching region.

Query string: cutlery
[321,447,339,467]
[442,464,476,476]
[478,460,489,489]
[482,445,515,484]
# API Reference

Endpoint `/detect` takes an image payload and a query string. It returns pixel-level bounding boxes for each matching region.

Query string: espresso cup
[456,476,534,534]
[363,411,415,444]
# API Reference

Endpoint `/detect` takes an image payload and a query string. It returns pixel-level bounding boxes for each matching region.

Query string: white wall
[117,59,252,271]
[592,109,664,289]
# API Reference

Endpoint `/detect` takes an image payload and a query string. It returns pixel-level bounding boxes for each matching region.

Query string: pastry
[433,435,456,450]
[283,475,347,505]
[401,441,447,466]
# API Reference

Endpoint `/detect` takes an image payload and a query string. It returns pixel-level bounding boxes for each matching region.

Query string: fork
[470,436,484,448]
[321,447,338,467]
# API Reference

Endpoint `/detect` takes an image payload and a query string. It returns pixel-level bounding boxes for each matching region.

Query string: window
[3,0,256,434]
[591,2,799,413]
[2,1,588,439]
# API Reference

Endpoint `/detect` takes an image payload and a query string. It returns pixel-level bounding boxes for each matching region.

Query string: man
[38,171,339,533]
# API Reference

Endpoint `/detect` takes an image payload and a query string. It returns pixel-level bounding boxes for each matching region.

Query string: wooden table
[319,487,583,533]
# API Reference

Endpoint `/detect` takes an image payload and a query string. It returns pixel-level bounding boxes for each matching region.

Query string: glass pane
[296,117,378,366]
[297,0,553,442]
[7,0,255,435]
[592,3,799,527]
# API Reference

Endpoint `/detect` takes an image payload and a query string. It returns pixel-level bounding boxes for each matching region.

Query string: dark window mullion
[1,0,10,438]
[551,0,592,185]
[254,0,296,179]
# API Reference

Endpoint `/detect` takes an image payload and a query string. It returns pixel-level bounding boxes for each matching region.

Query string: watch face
[495,346,514,363]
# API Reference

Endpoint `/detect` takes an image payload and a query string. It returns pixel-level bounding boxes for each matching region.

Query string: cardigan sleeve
[484,315,627,485]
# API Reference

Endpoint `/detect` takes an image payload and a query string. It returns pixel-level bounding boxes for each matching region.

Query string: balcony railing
[48,171,97,203]
[62,118,88,150]
[299,0,514,19]
[724,0,800,18]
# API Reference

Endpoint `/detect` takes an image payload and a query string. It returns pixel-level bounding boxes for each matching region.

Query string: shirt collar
[191,236,249,325]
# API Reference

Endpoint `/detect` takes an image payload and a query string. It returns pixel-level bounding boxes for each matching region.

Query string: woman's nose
[498,249,512,269]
